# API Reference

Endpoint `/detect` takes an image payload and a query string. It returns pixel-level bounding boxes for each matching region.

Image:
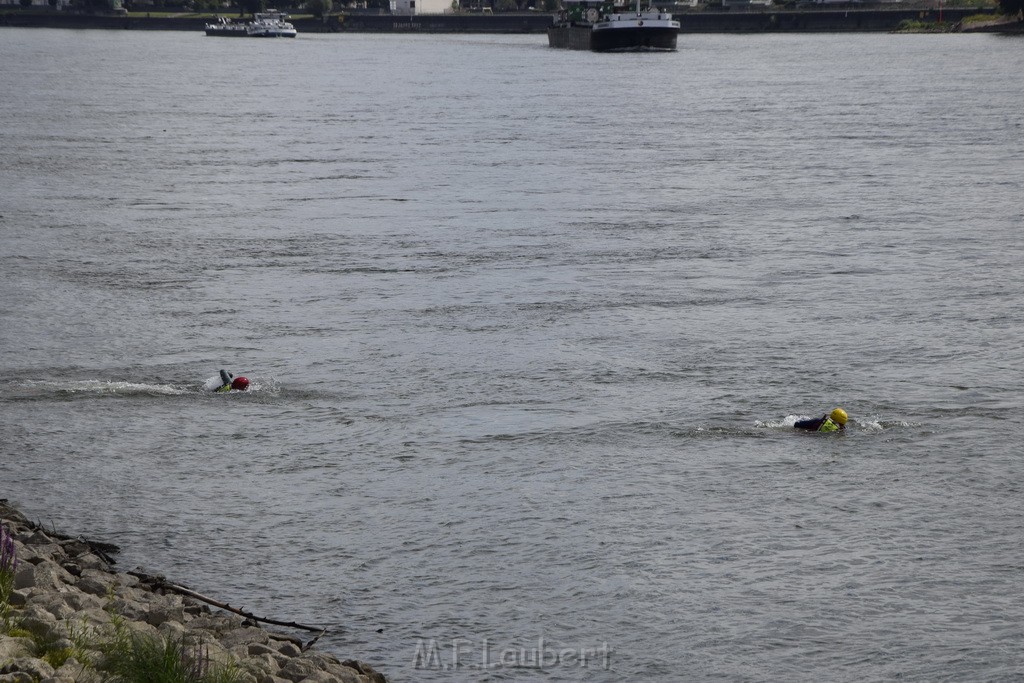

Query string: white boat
[548,0,678,52]
[204,10,297,38]
[204,16,248,36]
[246,10,298,37]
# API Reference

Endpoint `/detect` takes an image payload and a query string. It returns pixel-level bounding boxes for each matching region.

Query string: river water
[1,27,1023,681]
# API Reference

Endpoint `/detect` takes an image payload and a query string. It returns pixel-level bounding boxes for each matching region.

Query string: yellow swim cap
[830,408,848,425]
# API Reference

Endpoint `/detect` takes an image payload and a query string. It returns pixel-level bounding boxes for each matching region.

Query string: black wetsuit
[794,415,841,432]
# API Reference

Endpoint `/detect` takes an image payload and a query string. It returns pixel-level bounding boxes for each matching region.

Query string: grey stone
[110,582,139,598]
[13,562,73,592]
[59,562,82,577]
[342,660,388,683]
[0,637,34,661]
[248,642,280,657]
[247,643,276,655]
[237,652,279,677]
[304,652,343,669]
[186,614,240,634]
[74,553,108,572]
[0,657,56,679]
[220,626,270,650]
[12,564,37,591]
[183,602,208,616]
[158,620,187,640]
[20,603,58,628]
[183,637,232,669]
[144,595,185,626]
[277,657,322,683]
[312,655,367,683]
[269,652,292,669]
[15,615,58,641]
[58,540,92,557]
[210,643,236,669]
[78,607,113,626]
[75,575,110,597]
[53,657,87,681]
[62,590,104,612]
[48,638,75,652]
[23,543,63,564]
[119,572,139,588]
[28,594,75,622]
[47,601,75,622]
[123,620,161,641]
[275,641,302,658]
[6,590,28,607]
[296,671,344,683]
[25,530,54,546]
[107,596,148,621]
[0,672,34,683]
[78,568,116,595]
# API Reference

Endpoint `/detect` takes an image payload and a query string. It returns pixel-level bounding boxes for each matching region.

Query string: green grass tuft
[98,620,240,683]
[42,646,76,669]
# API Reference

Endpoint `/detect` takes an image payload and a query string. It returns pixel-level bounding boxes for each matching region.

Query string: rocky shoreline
[0,501,387,683]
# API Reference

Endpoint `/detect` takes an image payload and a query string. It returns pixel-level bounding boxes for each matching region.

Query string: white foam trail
[756,415,802,429]
[25,380,189,396]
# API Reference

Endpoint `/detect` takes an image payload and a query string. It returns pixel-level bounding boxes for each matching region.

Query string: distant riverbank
[1,6,1014,33]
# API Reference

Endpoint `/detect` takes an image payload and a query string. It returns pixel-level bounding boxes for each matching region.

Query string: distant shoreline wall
[326,8,992,33]
[0,8,1008,33]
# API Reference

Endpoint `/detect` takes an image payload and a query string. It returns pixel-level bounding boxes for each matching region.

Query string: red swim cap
[231,377,249,391]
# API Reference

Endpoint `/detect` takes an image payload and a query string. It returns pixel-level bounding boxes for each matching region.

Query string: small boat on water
[246,10,297,37]
[204,16,248,36]
[204,10,297,38]
[548,0,679,52]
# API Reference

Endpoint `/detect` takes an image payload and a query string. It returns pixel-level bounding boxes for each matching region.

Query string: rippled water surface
[2,28,1023,681]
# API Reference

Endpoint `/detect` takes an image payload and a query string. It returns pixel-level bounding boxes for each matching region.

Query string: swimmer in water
[794,407,847,433]
[213,369,249,392]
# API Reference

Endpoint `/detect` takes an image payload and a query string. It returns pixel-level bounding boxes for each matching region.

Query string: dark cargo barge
[548,0,679,51]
